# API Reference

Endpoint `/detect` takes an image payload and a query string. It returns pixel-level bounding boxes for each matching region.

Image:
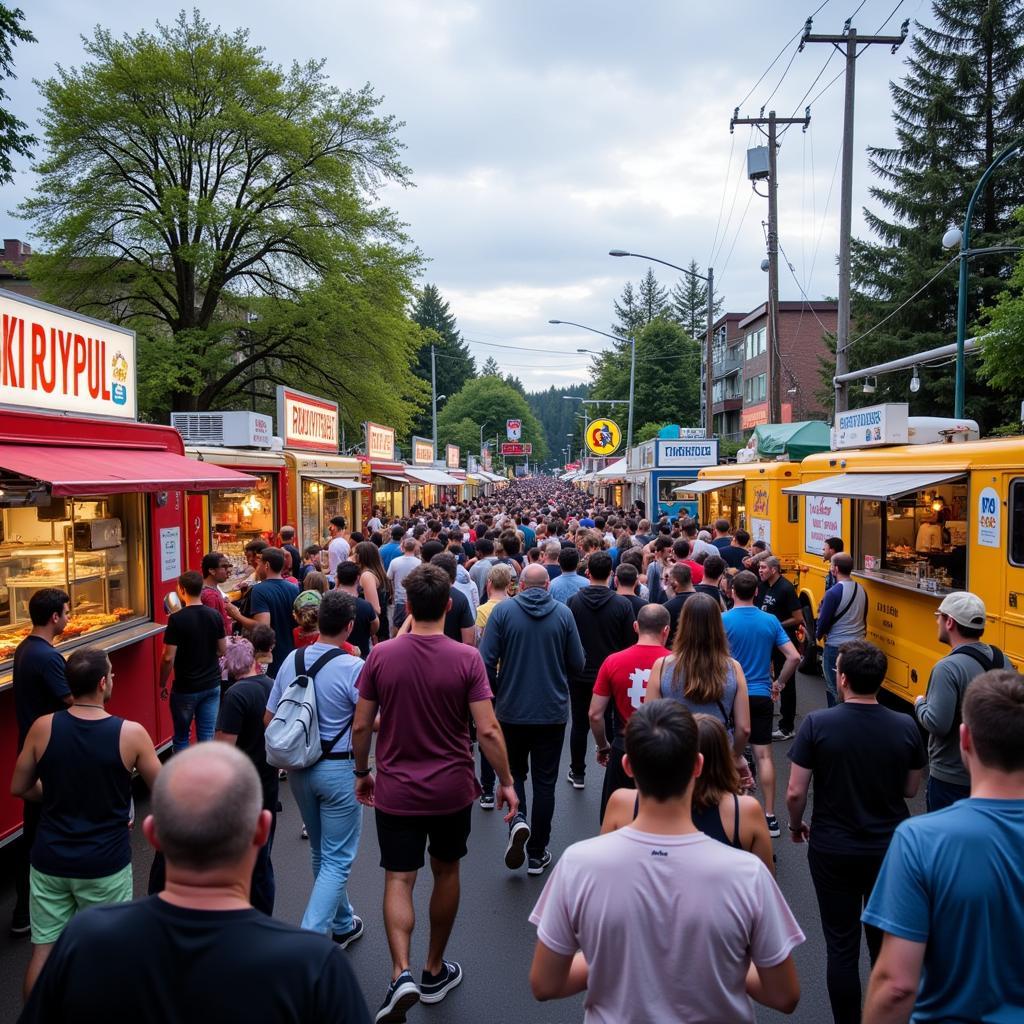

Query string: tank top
[661,658,739,733]
[32,711,132,879]
[630,793,743,850]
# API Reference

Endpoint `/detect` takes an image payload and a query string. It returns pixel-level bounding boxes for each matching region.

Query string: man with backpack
[264,591,365,947]
[815,553,867,708]
[915,591,1006,811]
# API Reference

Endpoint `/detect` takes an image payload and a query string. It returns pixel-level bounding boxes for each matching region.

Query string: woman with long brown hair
[352,540,390,643]
[601,714,774,874]
[646,593,751,769]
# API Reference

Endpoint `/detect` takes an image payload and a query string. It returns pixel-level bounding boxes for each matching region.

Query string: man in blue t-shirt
[722,571,799,839]
[379,526,404,571]
[862,669,1024,1023]
[549,547,589,605]
[238,548,299,677]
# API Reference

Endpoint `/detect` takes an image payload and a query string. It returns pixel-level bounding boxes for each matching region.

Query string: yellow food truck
[784,404,1017,705]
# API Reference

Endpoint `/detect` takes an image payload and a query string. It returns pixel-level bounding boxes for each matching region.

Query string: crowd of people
[7,476,1024,1023]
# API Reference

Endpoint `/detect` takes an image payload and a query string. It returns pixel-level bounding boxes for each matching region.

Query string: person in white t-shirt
[529,700,804,1024]
[326,516,350,583]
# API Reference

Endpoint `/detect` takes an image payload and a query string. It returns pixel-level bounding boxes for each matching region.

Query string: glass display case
[0,495,148,662]
[706,484,746,531]
[210,473,277,576]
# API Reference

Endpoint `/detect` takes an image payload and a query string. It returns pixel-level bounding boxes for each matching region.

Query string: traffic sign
[585,418,622,456]
[506,419,522,441]
[500,442,532,455]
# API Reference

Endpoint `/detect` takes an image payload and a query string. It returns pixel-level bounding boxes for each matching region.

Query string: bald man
[479,562,586,875]
[20,745,371,1024]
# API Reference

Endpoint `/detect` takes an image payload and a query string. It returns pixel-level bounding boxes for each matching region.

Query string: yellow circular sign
[585,418,622,456]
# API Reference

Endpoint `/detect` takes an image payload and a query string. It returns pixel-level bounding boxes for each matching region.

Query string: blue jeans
[289,758,362,935]
[169,685,220,753]
[926,775,970,812]
[823,644,841,708]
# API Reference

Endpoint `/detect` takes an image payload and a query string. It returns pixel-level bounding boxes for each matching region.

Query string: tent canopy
[753,420,831,462]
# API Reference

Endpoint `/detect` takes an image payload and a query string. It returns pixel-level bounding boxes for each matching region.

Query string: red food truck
[0,289,255,844]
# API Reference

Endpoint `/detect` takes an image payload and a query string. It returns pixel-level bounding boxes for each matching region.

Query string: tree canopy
[436,376,548,464]
[20,10,426,430]
[849,0,1024,430]
[0,4,34,185]
[410,284,475,436]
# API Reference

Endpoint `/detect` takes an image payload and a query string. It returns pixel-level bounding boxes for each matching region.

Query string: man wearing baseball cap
[915,591,1006,811]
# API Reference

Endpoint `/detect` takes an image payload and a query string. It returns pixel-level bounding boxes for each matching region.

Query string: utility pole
[730,108,810,424]
[430,343,438,455]
[800,16,909,413]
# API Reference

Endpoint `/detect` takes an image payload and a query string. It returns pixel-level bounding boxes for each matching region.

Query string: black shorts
[749,695,775,745]
[375,805,473,872]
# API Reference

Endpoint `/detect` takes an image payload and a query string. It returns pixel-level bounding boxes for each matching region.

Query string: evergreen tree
[480,355,501,376]
[849,0,1024,430]
[638,268,671,323]
[526,383,589,462]
[670,262,723,339]
[410,284,476,436]
[612,281,645,337]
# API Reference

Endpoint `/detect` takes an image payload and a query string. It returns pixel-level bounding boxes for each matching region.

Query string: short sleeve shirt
[863,800,1024,1021]
[789,703,925,854]
[722,605,790,697]
[200,585,233,635]
[250,578,300,676]
[530,828,804,1023]
[13,635,69,747]
[356,633,492,815]
[593,644,671,747]
[217,674,278,809]
[443,588,474,642]
[163,605,225,693]
[755,577,801,632]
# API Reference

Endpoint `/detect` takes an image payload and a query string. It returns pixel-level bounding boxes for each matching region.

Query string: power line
[873,0,906,33]
[708,130,737,266]
[844,256,960,351]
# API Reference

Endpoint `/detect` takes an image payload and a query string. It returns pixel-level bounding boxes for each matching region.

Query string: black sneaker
[375,971,420,1024]
[765,814,781,838]
[479,790,495,810]
[333,915,364,949]
[420,960,463,1004]
[527,850,552,875]
[566,769,585,790]
[504,815,530,870]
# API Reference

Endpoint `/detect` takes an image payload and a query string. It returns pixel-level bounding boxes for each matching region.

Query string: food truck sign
[365,421,395,461]
[0,289,137,420]
[276,386,339,453]
[833,403,908,450]
[805,495,843,555]
[412,436,435,466]
[446,444,460,469]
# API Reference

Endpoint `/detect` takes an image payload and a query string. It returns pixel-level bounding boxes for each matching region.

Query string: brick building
[709,300,838,440]
[0,238,35,299]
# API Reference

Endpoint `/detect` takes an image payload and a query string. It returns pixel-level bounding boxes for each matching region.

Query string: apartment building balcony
[712,352,744,380]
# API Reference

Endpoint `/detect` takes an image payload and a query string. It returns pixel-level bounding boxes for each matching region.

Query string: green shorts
[30,864,133,945]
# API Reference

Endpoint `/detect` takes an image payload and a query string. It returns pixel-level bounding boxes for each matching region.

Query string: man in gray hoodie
[479,564,585,876]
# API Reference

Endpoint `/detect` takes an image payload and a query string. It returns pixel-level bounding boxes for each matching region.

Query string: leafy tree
[589,318,701,433]
[20,11,423,419]
[980,207,1024,391]
[670,262,723,340]
[634,421,671,443]
[410,283,475,436]
[0,5,34,185]
[437,376,548,462]
[849,0,1024,430]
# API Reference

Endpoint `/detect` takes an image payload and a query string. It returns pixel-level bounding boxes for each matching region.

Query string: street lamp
[549,320,636,450]
[609,250,715,437]
[948,137,1024,416]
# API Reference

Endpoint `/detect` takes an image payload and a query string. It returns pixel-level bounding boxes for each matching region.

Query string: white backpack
[264,648,349,770]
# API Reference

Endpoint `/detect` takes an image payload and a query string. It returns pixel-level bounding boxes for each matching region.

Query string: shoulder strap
[732,794,741,848]
[954,644,1005,673]
[829,582,862,629]
[302,647,351,756]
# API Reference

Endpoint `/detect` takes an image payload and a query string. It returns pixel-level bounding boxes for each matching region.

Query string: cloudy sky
[1,0,932,390]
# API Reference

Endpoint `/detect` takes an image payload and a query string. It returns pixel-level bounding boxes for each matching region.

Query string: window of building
[1009,479,1024,566]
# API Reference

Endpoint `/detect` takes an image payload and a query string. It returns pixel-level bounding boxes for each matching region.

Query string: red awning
[0,445,259,496]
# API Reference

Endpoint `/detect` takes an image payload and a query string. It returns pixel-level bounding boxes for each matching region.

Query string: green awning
[753,420,831,462]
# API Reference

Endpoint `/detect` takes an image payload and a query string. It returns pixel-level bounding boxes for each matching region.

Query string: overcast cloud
[1,1,933,390]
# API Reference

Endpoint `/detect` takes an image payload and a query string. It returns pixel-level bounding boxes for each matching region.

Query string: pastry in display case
[0,494,146,665]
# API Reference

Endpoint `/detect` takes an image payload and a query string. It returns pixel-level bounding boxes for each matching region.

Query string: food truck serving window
[853,477,968,594]
[0,494,148,661]
[210,473,277,575]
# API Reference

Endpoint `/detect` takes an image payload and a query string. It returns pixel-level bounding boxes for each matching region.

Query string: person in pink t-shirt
[529,701,804,1024]
[353,563,518,1024]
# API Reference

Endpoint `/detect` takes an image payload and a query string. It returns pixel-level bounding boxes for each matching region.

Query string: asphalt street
[0,669,927,1024]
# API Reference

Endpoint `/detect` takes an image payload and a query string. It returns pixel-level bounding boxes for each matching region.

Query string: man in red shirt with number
[587,603,672,823]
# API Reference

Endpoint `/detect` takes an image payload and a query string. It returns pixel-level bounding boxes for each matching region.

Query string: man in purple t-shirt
[353,564,518,1024]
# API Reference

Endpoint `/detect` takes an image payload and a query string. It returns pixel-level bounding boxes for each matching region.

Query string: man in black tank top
[11,646,162,1000]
